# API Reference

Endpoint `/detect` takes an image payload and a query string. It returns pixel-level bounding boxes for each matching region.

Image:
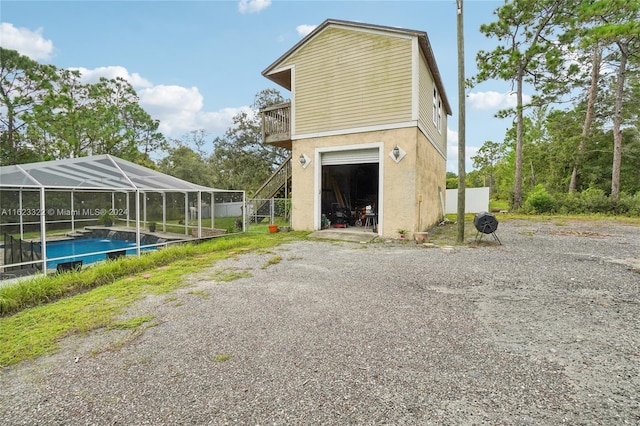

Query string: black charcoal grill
[473,212,501,244]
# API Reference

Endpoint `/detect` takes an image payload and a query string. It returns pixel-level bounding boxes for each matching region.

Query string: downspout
[417,194,422,232]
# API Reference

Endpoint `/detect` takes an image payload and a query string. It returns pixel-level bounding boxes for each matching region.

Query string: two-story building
[261,19,451,239]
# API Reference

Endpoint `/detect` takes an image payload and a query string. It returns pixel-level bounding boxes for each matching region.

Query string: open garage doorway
[320,148,379,230]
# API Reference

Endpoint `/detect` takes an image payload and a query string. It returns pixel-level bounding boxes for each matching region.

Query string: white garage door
[320,148,379,165]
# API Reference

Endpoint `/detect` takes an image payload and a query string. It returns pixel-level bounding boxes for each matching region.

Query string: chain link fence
[245,198,291,231]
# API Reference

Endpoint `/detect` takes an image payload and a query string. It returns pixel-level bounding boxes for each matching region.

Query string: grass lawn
[0,231,306,368]
[2,213,638,368]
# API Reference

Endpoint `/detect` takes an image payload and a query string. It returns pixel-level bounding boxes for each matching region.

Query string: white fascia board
[315,141,384,154]
[293,121,418,141]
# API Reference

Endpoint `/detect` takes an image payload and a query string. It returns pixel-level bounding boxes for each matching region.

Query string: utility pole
[456,0,466,244]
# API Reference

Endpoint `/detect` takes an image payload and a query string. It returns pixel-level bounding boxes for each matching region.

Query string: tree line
[0,48,166,167]
[0,47,287,195]
[465,0,639,214]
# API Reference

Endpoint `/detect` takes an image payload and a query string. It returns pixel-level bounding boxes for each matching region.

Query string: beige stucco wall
[415,129,447,231]
[290,127,444,239]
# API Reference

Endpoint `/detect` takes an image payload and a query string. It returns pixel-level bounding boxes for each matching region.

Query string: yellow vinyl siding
[418,55,447,155]
[418,53,445,155]
[418,57,433,133]
[283,28,413,135]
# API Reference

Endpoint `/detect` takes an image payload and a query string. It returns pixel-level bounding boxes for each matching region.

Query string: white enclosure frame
[0,155,245,275]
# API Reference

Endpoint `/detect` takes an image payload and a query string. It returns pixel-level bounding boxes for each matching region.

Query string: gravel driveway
[1,219,639,424]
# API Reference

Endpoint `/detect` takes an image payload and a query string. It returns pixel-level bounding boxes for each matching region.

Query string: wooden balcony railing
[261,102,291,147]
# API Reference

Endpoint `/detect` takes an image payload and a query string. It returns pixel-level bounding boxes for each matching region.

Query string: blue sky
[1,0,529,172]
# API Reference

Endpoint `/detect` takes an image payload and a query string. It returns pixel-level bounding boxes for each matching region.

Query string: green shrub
[554,192,583,214]
[615,192,640,216]
[524,184,556,214]
[579,187,611,213]
[632,192,640,216]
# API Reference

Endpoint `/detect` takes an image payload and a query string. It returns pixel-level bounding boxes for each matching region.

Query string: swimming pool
[44,238,153,269]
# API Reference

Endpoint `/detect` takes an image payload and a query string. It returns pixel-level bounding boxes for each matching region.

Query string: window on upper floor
[432,87,442,133]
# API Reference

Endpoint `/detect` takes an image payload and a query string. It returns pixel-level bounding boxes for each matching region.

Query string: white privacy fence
[445,187,490,214]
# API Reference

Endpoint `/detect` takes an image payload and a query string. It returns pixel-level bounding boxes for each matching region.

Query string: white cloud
[66,65,247,139]
[447,128,458,145]
[446,127,480,173]
[196,106,253,136]
[139,85,251,138]
[467,91,531,111]
[0,19,248,143]
[447,128,459,173]
[71,66,153,88]
[140,85,203,112]
[238,0,271,14]
[296,24,317,37]
[0,22,54,61]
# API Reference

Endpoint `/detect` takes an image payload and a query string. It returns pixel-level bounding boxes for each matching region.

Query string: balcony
[261,102,291,149]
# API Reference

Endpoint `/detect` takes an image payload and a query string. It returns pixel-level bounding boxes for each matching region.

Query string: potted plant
[268,224,279,233]
[148,222,157,232]
[397,229,408,240]
[414,231,429,244]
[97,210,117,227]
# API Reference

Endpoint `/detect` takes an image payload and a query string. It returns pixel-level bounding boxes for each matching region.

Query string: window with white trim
[432,88,437,124]
[432,87,442,133]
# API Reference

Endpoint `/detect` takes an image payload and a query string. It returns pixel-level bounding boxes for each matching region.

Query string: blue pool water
[44,238,151,269]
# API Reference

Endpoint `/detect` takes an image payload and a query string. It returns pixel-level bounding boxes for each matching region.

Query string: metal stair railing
[252,155,292,201]
[249,156,292,222]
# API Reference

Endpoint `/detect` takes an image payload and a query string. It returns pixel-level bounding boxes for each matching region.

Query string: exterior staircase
[248,155,292,222]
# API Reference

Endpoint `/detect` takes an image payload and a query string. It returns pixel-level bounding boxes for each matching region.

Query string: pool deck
[17,226,201,244]
[82,226,200,242]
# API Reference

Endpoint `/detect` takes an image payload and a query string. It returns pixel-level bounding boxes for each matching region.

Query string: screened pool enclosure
[0,155,245,277]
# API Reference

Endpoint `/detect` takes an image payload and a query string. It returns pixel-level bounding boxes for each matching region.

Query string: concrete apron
[307,228,379,243]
